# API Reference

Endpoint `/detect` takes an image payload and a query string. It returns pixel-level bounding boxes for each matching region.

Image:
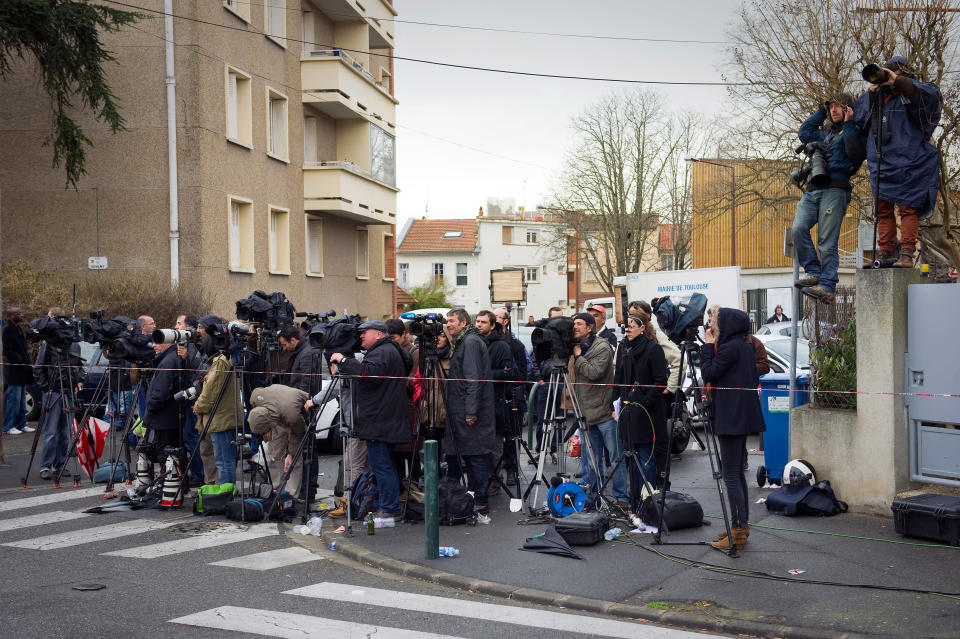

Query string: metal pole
[424,439,439,559]
[164,0,180,289]
[789,250,800,412]
[730,166,736,266]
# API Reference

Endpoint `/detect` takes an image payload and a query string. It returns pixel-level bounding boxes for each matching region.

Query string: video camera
[400,311,445,343]
[235,290,296,328]
[652,292,708,345]
[28,315,80,348]
[202,320,251,354]
[80,312,154,363]
[308,314,363,358]
[296,309,336,332]
[791,141,831,190]
[531,316,575,363]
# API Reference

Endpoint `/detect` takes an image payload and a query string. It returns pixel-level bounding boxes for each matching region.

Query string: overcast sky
[392,0,741,226]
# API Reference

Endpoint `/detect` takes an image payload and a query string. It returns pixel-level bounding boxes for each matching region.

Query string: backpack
[767,480,848,517]
[224,497,266,522]
[193,483,236,515]
[438,477,476,525]
[350,470,379,519]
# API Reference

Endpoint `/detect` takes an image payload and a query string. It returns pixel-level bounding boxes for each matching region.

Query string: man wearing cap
[587,304,618,349]
[329,320,412,518]
[248,384,309,496]
[570,311,629,509]
[792,91,866,304]
[853,56,942,269]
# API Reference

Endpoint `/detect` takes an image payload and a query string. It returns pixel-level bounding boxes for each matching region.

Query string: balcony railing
[304,161,397,226]
[301,49,397,125]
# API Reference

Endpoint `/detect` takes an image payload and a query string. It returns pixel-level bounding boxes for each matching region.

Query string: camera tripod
[655,337,738,556]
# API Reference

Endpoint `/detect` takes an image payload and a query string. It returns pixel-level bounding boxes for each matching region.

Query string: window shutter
[269,213,278,271]
[227,73,238,139]
[270,97,286,158]
[302,11,314,52]
[303,116,317,164]
[270,0,285,40]
[308,219,322,273]
[230,202,241,269]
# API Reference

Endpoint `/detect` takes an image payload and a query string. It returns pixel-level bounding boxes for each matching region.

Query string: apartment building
[0,0,398,319]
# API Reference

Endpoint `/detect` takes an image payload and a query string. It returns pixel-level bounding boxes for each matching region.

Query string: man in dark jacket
[493,307,528,380]
[792,91,866,304]
[853,56,942,269]
[330,320,412,518]
[33,311,85,479]
[279,324,322,396]
[476,310,518,494]
[3,307,34,435]
[700,307,765,550]
[444,309,497,513]
[141,340,187,460]
[587,304,618,349]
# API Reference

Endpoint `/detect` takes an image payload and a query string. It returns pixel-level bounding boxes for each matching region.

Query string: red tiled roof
[398,219,478,253]
[659,224,675,251]
[396,287,417,304]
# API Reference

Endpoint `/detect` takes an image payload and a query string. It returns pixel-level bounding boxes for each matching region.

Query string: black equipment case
[555,512,609,546]
[892,493,960,546]
[640,491,704,530]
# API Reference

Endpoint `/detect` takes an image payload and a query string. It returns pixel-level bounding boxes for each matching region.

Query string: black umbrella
[520,527,584,560]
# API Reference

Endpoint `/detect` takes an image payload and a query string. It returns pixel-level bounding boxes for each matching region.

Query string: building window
[502,226,513,245]
[267,88,288,161]
[432,263,444,280]
[303,115,318,164]
[398,262,409,288]
[456,263,468,287]
[223,0,250,22]
[306,216,323,276]
[370,125,396,187]
[526,228,538,244]
[228,196,254,272]
[265,0,286,46]
[525,266,539,283]
[661,253,673,271]
[584,262,598,283]
[268,206,290,274]
[356,228,369,278]
[301,11,314,52]
[226,66,252,146]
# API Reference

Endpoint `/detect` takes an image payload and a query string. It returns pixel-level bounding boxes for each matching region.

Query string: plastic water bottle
[629,514,643,529]
[306,516,323,536]
[293,524,311,535]
[327,540,340,551]
[365,512,375,535]
[438,546,460,557]
[373,517,395,529]
[603,527,622,541]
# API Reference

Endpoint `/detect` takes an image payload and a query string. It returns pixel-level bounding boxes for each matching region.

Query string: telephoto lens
[152,328,194,345]
[862,63,887,84]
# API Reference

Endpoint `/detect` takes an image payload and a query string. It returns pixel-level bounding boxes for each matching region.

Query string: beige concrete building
[0,0,399,319]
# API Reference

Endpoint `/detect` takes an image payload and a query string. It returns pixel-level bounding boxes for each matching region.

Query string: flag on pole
[75,416,110,479]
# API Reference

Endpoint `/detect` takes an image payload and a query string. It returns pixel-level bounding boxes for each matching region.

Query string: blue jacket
[852,78,942,213]
[798,107,866,190]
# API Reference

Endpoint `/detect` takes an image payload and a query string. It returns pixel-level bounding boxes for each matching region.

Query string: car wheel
[25,387,41,422]
[324,413,343,454]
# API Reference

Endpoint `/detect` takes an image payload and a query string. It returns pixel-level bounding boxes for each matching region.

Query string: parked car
[755,334,810,375]
[756,322,793,337]
[313,371,342,453]
[74,341,109,418]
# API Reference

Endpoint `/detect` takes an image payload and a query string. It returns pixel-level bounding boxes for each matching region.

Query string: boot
[875,249,894,262]
[711,527,749,550]
[716,524,750,541]
[328,497,348,518]
[893,249,915,268]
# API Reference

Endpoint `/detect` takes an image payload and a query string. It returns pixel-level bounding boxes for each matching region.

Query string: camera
[235,290,296,328]
[309,314,362,357]
[28,315,80,347]
[862,63,888,84]
[174,386,198,402]
[791,141,831,190]
[652,293,708,345]
[110,332,155,364]
[404,313,445,343]
[296,309,336,332]
[531,316,575,363]
[152,328,194,345]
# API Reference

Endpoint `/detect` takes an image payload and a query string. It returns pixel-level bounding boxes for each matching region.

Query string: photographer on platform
[248,384,309,496]
[444,309,497,514]
[192,316,240,486]
[34,309,85,479]
[699,306,765,550]
[569,311,628,509]
[792,92,865,304]
[853,56,942,269]
[329,321,411,518]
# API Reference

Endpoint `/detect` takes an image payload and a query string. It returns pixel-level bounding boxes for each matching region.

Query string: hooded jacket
[612,334,667,445]
[337,335,411,444]
[699,308,765,437]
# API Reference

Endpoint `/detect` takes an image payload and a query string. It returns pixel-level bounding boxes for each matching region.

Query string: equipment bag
[767,480,848,517]
[640,491,704,530]
[224,497,265,522]
[193,483,236,516]
[93,461,129,483]
[438,477,476,526]
[349,470,379,519]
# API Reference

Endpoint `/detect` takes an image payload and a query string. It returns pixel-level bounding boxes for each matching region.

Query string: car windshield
[77,341,101,365]
[764,339,810,369]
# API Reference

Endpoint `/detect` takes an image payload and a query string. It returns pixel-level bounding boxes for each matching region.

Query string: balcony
[304,161,397,226]
[301,49,397,126]
[309,0,396,49]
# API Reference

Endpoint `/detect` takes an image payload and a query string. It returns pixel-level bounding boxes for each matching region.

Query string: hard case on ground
[555,511,610,546]
[892,493,960,546]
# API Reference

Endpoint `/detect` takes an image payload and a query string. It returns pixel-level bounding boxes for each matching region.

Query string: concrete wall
[790,268,921,514]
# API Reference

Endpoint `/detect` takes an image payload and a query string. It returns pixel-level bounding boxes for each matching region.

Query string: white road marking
[209,546,324,570]
[0,487,104,512]
[286,582,710,639]
[2,518,172,550]
[102,523,277,558]
[0,510,90,532]
[169,606,464,638]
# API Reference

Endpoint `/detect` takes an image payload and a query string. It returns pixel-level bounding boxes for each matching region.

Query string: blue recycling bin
[757,372,810,487]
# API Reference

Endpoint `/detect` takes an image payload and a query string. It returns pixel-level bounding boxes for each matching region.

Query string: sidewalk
[319,440,960,639]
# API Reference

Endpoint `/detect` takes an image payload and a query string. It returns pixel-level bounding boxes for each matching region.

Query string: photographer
[475,310,519,495]
[629,300,681,399]
[248,385,309,496]
[329,321,412,518]
[569,312,628,509]
[444,309,497,514]
[792,92,865,304]
[33,309,85,479]
[140,339,187,478]
[279,324,322,395]
[192,316,240,486]
[699,306,765,550]
[853,56,942,269]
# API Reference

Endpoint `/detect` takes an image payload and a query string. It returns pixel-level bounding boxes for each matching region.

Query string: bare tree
[725,0,960,267]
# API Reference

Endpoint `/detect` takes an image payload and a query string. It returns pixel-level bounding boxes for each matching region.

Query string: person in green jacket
[192,317,241,485]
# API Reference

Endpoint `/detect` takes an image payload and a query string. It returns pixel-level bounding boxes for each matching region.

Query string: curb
[327,534,875,639]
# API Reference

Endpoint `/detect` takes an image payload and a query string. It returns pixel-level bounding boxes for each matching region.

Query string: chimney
[478,206,484,217]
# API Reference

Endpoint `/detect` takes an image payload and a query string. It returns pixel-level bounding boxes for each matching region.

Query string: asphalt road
[0,449,733,639]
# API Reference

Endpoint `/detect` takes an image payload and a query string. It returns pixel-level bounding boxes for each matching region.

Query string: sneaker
[5,428,23,435]
[473,504,490,515]
[801,285,835,304]
[794,275,819,289]
[22,426,36,433]
[39,468,52,480]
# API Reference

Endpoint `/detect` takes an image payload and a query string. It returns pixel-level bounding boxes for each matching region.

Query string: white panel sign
[88,256,108,270]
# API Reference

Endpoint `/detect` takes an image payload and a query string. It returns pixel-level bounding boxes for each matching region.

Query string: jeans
[447,454,491,508]
[792,187,851,292]
[40,392,72,471]
[181,410,203,480]
[366,440,400,515]
[580,419,629,504]
[717,435,749,528]
[209,430,237,485]
[3,384,26,432]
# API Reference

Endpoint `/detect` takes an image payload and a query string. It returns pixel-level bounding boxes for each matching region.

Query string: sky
[392,0,742,226]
